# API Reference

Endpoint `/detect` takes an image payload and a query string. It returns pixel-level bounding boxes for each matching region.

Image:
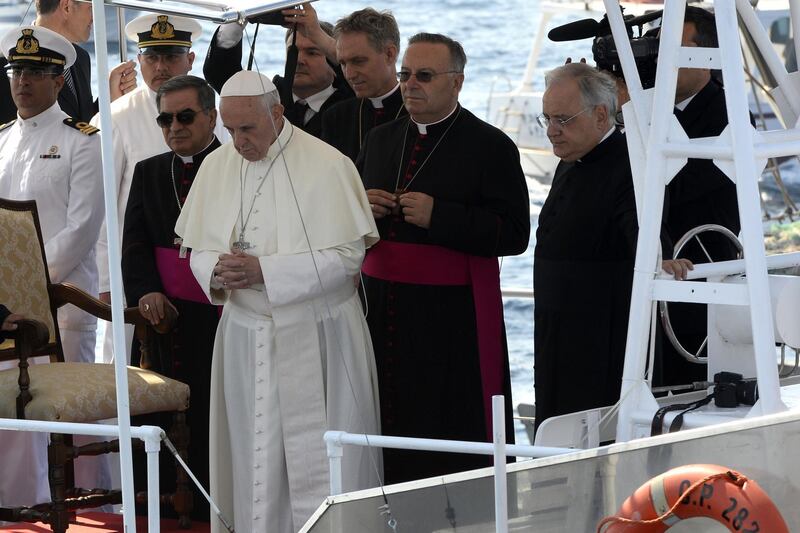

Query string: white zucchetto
[220,70,277,97]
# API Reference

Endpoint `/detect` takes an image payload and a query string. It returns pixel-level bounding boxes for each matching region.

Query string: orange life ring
[597,464,788,532]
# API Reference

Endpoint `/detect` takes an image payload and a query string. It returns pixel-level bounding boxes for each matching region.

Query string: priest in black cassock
[320,8,407,162]
[202,3,352,138]
[534,63,691,431]
[357,33,530,484]
[121,75,221,521]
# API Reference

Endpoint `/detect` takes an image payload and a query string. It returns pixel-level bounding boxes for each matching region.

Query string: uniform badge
[16,29,39,55]
[151,16,176,40]
[39,145,60,159]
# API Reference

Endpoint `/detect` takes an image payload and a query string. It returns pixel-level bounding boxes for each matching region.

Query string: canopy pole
[90,0,138,531]
[117,5,127,62]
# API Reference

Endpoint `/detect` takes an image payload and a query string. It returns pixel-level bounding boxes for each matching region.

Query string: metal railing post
[493,396,508,533]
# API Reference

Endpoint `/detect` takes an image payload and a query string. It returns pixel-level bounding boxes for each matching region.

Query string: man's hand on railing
[662,258,694,280]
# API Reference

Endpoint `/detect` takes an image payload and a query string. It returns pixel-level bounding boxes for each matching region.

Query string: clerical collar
[412,104,459,134]
[18,101,61,130]
[369,83,400,109]
[577,128,621,164]
[294,85,335,113]
[264,120,293,161]
[177,136,217,164]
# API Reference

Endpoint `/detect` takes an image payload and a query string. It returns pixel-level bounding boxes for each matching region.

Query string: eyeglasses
[537,107,591,129]
[156,109,201,128]
[397,69,461,83]
[5,67,60,81]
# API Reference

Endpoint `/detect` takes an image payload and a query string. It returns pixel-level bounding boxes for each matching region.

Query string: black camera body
[548,10,664,89]
[592,31,660,89]
[713,371,759,408]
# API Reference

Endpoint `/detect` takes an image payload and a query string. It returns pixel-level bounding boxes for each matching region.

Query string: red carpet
[0,512,210,532]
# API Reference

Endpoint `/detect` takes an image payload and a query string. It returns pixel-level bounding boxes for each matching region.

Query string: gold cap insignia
[15,29,39,55]
[48,145,58,154]
[150,15,176,40]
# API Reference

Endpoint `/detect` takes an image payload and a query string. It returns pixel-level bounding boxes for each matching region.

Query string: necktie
[292,100,310,126]
[63,67,77,99]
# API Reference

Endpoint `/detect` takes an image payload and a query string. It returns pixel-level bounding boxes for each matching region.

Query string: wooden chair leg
[47,434,70,533]
[169,411,192,529]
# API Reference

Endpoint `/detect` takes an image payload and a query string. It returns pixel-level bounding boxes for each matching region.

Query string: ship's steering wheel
[658,224,744,364]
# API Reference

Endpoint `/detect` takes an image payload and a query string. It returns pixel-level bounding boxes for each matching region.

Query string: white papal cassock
[175,121,381,532]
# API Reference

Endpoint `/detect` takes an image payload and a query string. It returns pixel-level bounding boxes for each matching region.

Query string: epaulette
[63,117,99,135]
[0,119,15,132]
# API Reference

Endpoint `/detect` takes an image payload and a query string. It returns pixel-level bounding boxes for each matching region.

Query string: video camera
[548,10,663,89]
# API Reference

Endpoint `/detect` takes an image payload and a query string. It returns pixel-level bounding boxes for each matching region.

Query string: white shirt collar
[18,101,62,130]
[293,85,336,113]
[369,83,400,109]
[412,104,459,135]
[675,92,697,111]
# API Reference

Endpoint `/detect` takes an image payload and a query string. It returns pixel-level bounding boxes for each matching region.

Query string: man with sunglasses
[357,33,530,484]
[92,14,224,366]
[0,0,137,125]
[0,24,105,508]
[121,74,221,522]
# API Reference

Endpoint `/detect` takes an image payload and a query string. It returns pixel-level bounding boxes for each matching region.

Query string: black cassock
[1,45,96,124]
[321,86,407,162]
[357,106,530,483]
[202,27,353,138]
[121,138,222,521]
[657,79,741,386]
[533,130,638,429]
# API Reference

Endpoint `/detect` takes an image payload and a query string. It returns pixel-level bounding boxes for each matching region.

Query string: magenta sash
[362,241,505,440]
[154,247,212,305]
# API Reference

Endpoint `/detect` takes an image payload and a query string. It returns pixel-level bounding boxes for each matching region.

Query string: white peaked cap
[221,70,277,97]
[1,25,76,68]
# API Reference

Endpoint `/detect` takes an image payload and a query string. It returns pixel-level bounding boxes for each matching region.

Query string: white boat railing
[0,418,164,530]
[322,396,574,533]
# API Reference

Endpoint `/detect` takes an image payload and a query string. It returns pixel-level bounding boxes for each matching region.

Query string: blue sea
[0,0,599,443]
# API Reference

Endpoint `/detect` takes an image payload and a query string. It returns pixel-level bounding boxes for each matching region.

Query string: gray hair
[262,89,280,111]
[408,33,467,72]
[156,75,216,112]
[545,63,617,128]
[334,8,400,51]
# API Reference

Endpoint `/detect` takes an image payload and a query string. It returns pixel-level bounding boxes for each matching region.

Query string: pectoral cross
[233,232,251,252]
[174,237,188,259]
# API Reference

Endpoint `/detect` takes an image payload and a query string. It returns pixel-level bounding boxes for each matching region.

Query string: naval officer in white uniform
[176,70,381,533]
[0,25,105,506]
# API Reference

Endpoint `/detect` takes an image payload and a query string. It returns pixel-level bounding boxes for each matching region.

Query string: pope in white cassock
[175,70,382,532]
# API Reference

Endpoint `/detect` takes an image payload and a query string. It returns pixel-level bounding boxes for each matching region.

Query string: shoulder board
[0,119,15,132]
[63,117,99,136]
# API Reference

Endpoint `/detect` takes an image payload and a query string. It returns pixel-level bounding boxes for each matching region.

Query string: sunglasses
[397,69,461,83]
[156,108,201,128]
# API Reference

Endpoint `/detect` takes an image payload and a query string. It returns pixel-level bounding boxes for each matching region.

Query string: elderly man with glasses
[120,74,221,522]
[356,32,530,484]
[0,24,105,508]
[533,63,691,431]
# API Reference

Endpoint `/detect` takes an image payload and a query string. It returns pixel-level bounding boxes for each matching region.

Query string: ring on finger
[144,303,150,312]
